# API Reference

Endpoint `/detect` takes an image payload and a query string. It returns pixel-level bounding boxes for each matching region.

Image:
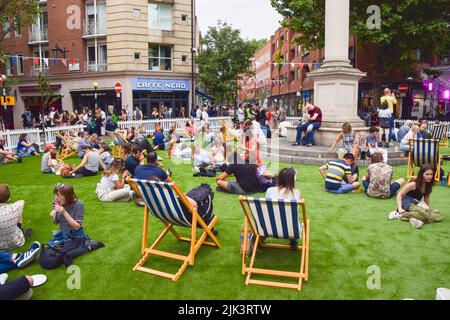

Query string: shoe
[385,143,390,148]
[409,218,424,229]
[14,241,41,268]
[22,228,33,239]
[17,157,23,163]
[292,142,300,146]
[388,211,402,220]
[166,168,173,177]
[306,144,313,147]
[30,274,47,288]
[85,240,105,251]
[0,273,8,285]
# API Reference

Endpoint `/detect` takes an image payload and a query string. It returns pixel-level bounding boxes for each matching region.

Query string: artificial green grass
[0,149,449,300]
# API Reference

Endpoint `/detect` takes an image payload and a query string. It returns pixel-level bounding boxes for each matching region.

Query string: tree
[37,72,58,113]
[0,0,40,41]
[271,0,450,106]
[197,22,266,105]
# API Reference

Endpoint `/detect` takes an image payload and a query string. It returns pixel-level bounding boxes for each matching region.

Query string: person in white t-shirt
[265,167,301,249]
[96,159,133,202]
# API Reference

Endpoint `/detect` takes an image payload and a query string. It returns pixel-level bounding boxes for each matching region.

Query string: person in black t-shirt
[216,152,260,195]
[124,146,143,177]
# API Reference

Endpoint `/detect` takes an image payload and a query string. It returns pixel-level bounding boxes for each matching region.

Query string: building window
[181,14,188,22]
[134,52,141,60]
[6,55,13,75]
[17,53,24,74]
[14,19,21,37]
[148,3,172,31]
[3,19,11,38]
[149,44,172,71]
[182,55,187,62]
[87,44,107,71]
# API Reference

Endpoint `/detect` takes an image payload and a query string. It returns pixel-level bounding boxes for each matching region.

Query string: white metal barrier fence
[117,117,233,132]
[0,128,43,152]
[44,125,87,144]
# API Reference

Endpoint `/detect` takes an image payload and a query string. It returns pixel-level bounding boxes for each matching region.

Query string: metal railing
[117,117,233,132]
[85,61,107,72]
[31,67,50,77]
[83,20,107,37]
[28,27,49,43]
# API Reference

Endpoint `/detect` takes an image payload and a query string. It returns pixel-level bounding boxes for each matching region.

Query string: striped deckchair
[429,123,449,147]
[56,133,78,161]
[127,179,221,281]
[408,138,441,182]
[108,130,129,158]
[239,197,310,291]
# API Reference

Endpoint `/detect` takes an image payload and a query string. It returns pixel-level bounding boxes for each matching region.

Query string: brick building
[1,0,198,129]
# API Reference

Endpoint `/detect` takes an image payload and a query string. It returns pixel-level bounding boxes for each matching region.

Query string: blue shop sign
[133,78,190,92]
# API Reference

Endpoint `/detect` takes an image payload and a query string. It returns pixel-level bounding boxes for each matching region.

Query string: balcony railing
[31,67,50,77]
[28,27,49,44]
[83,20,107,37]
[85,61,107,72]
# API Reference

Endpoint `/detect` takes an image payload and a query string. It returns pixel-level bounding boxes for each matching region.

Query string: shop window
[149,44,172,71]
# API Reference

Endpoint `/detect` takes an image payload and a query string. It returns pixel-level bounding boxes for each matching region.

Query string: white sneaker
[0,273,8,285]
[388,211,402,220]
[409,218,424,229]
[30,274,47,288]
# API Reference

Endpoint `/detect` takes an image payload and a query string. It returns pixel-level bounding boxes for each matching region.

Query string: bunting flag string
[2,54,80,68]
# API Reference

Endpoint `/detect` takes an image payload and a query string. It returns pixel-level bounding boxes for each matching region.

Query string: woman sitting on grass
[389,164,443,229]
[96,159,133,202]
[16,134,39,157]
[327,122,359,159]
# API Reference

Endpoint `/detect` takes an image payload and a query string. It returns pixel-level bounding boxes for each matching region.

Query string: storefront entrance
[71,89,122,115]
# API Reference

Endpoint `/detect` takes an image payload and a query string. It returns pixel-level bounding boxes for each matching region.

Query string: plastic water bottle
[441,176,447,187]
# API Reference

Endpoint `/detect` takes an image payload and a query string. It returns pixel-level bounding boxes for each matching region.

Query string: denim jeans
[326,183,356,194]
[48,228,90,248]
[0,251,16,273]
[389,115,396,141]
[296,122,321,145]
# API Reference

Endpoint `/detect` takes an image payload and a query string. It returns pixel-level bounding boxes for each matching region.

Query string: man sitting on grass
[135,152,172,182]
[319,153,360,194]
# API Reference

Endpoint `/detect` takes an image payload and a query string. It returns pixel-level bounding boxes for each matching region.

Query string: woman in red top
[239,120,262,167]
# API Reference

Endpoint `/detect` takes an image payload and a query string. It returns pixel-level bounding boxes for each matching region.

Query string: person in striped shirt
[319,153,360,194]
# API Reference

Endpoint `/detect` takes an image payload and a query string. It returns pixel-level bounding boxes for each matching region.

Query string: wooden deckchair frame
[127,179,222,281]
[56,133,78,161]
[239,196,310,291]
[109,130,129,159]
[407,139,441,183]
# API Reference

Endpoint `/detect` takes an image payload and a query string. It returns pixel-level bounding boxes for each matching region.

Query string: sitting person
[0,272,47,300]
[239,120,262,167]
[209,139,226,168]
[397,120,413,143]
[124,146,143,177]
[0,138,18,164]
[152,127,165,151]
[399,125,419,153]
[319,153,360,194]
[0,185,32,250]
[362,152,405,199]
[193,145,211,169]
[16,134,39,157]
[216,152,260,195]
[48,183,90,247]
[70,145,102,177]
[202,124,214,148]
[96,159,133,202]
[41,144,58,174]
[135,152,172,182]
[76,131,90,159]
[389,165,443,229]
[417,120,432,139]
[327,122,359,159]
[89,134,101,150]
[294,103,322,147]
[99,144,114,170]
[366,127,388,163]
[266,167,300,249]
[0,242,41,275]
[170,142,192,159]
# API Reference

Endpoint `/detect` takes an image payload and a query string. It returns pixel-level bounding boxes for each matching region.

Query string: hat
[44,144,56,151]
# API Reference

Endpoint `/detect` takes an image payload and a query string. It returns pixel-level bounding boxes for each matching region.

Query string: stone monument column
[307,0,367,146]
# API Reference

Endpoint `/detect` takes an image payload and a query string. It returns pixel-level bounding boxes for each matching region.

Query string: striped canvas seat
[429,123,449,147]
[132,179,191,227]
[127,178,221,282]
[115,131,129,146]
[408,138,441,182]
[239,196,310,291]
[244,198,302,240]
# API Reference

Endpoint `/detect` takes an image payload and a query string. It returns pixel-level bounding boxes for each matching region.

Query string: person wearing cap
[41,144,57,173]
[397,120,413,143]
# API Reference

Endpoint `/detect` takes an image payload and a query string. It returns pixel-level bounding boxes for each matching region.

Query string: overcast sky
[196,0,283,41]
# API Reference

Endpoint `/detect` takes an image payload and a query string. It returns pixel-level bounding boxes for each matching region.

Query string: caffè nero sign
[133,78,190,92]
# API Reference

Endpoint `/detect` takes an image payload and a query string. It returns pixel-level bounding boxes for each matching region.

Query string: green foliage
[271,0,450,104]
[197,22,266,104]
[0,0,40,41]
[37,72,58,110]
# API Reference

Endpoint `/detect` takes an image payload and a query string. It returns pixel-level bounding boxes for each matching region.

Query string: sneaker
[388,211,402,220]
[85,240,105,251]
[292,142,300,146]
[22,228,33,239]
[14,241,41,268]
[30,275,47,288]
[409,218,424,229]
[306,144,313,147]
[0,273,8,285]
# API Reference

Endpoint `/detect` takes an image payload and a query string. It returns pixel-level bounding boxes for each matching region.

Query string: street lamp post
[92,82,99,109]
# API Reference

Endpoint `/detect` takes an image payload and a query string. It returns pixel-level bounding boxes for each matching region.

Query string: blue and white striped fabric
[108,132,120,146]
[412,139,438,167]
[132,179,192,227]
[245,198,302,240]
[429,124,448,141]
[115,132,129,146]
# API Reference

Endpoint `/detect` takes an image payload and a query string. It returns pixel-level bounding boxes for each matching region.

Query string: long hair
[277,168,296,198]
[53,183,77,205]
[103,158,124,177]
[414,164,435,197]
[19,134,27,141]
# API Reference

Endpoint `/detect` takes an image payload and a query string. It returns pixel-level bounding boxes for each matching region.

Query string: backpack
[181,184,214,224]
[39,238,90,269]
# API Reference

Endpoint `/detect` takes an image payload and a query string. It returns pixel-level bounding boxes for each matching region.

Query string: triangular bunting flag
[62,59,67,67]
[11,56,16,65]
[53,58,59,66]
[70,58,75,65]
[43,58,49,67]
[33,57,39,65]
[273,62,278,67]
[291,63,296,69]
